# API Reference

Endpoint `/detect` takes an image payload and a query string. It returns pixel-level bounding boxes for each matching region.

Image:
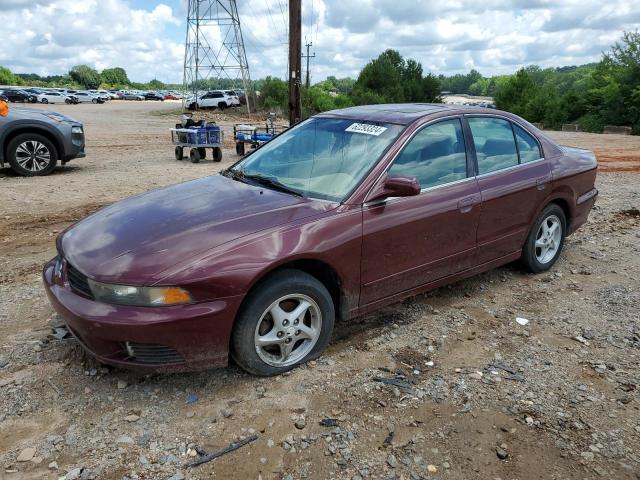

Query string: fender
[0,119,66,166]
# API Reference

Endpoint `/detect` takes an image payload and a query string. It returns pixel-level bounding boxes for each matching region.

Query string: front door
[361,117,481,305]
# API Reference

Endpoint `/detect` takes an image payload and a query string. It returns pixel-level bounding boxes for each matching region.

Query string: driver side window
[389,118,468,190]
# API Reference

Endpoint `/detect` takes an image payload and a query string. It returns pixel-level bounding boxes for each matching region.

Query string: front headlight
[71,126,83,134]
[87,279,193,306]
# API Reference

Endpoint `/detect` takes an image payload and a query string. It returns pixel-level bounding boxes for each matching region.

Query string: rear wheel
[212,147,222,162]
[521,204,566,273]
[231,269,335,376]
[7,133,58,177]
[174,146,183,161]
[41,98,48,104]
[92,98,98,104]
[189,148,200,163]
[218,102,227,110]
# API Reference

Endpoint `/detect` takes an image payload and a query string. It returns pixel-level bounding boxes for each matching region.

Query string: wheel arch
[1,126,63,166]
[241,257,349,323]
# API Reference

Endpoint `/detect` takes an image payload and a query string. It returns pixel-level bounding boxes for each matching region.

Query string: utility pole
[302,41,316,88]
[288,0,302,125]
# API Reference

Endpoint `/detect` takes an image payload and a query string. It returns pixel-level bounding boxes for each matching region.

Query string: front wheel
[521,204,566,273]
[231,269,335,376]
[189,148,200,163]
[7,133,58,177]
[41,98,48,104]
[174,146,183,161]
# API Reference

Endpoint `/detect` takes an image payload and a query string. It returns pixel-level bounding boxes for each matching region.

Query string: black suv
[0,89,37,103]
[0,105,86,176]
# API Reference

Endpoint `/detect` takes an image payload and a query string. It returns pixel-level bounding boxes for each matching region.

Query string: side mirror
[367,174,421,203]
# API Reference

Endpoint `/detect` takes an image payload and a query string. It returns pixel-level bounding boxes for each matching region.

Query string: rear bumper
[42,260,242,372]
[569,187,598,234]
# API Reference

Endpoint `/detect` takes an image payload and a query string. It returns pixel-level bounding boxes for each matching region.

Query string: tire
[65,98,72,104]
[218,102,227,111]
[174,146,183,161]
[188,102,197,111]
[41,98,48,104]
[231,269,335,376]
[521,203,567,273]
[235,142,245,156]
[92,98,98,104]
[189,148,200,163]
[7,133,58,177]
[212,147,222,162]
[197,147,207,160]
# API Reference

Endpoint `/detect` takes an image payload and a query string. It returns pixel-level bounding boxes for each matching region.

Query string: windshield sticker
[345,123,387,136]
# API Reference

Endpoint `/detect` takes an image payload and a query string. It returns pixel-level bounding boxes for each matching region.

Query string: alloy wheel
[535,214,562,264]
[15,140,51,172]
[254,294,322,367]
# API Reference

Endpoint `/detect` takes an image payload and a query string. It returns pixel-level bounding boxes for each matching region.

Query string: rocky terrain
[0,102,638,479]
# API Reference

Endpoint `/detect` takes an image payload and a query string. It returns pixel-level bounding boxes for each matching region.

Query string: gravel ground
[0,102,639,480]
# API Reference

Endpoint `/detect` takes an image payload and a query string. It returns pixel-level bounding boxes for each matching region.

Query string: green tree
[351,49,441,105]
[0,66,20,86]
[69,65,102,89]
[101,67,129,87]
[258,76,288,111]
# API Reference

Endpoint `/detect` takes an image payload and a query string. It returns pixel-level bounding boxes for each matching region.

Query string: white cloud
[0,0,183,83]
[0,0,637,84]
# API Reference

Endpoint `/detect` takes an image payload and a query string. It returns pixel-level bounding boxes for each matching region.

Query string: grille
[67,263,94,298]
[123,342,184,364]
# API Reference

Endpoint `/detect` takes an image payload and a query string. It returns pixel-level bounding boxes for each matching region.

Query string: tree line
[1,31,638,133]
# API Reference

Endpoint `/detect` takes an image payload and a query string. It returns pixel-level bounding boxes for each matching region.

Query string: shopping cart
[170,124,223,163]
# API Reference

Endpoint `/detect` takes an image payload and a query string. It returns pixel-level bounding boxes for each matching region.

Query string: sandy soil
[0,102,639,480]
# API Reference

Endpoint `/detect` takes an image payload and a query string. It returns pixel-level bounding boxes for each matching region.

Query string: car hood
[9,107,80,124]
[61,175,338,285]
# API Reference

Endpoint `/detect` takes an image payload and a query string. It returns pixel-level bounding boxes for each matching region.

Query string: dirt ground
[0,102,639,480]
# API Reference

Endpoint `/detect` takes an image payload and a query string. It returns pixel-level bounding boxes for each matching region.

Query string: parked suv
[187,91,238,110]
[0,105,85,176]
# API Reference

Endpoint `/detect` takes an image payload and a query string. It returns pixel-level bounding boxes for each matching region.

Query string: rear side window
[513,124,542,162]
[389,118,468,189]
[468,117,518,174]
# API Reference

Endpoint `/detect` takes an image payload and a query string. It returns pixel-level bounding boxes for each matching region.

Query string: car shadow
[0,164,82,178]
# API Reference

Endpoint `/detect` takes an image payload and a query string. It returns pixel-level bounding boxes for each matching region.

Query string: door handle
[458,195,480,213]
[536,174,551,190]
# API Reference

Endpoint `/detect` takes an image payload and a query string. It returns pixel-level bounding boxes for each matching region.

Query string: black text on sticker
[345,123,387,136]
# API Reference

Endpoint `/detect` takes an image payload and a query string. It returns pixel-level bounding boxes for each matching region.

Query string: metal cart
[170,125,223,163]
[233,114,281,156]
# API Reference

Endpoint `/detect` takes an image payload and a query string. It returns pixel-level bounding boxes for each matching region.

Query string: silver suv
[0,105,85,176]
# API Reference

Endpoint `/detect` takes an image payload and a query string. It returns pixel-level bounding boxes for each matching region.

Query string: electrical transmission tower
[182,0,253,112]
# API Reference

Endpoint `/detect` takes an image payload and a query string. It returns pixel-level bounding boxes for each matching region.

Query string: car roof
[318,103,494,125]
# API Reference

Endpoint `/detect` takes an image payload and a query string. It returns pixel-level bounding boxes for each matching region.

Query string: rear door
[360,117,481,305]
[467,116,551,264]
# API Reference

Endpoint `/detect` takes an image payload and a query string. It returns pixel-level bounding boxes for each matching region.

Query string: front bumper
[42,259,243,372]
[61,123,86,163]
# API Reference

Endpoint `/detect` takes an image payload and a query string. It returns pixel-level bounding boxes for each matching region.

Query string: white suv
[187,91,239,110]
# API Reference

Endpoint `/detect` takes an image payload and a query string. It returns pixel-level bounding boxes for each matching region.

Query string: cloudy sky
[0,0,637,84]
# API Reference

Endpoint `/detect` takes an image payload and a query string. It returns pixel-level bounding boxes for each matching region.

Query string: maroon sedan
[43,104,598,375]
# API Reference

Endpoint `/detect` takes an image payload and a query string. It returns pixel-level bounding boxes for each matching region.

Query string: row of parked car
[0,87,189,105]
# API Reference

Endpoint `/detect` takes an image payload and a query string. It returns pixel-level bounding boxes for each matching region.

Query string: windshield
[229,117,404,201]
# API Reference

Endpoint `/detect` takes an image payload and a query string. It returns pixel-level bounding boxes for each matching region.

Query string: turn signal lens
[161,287,193,305]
